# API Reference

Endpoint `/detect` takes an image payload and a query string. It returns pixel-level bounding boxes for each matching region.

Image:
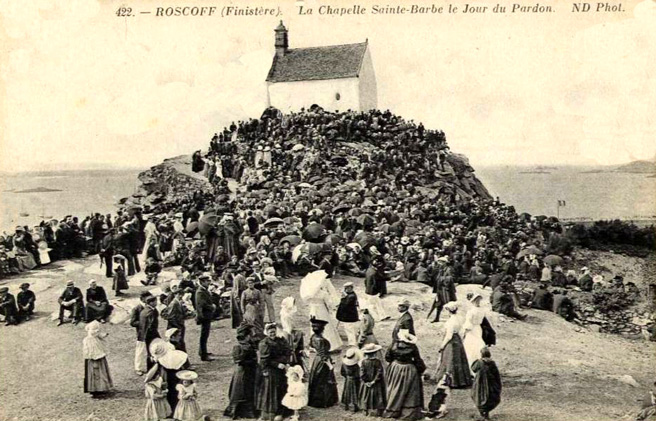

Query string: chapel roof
[266,42,368,83]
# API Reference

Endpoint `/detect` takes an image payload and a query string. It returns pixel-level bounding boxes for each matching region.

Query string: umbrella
[302,223,325,242]
[348,208,364,217]
[332,203,351,214]
[283,217,300,225]
[354,231,375,249]
[324,234,344,246]
[198,214,219,235]
[299,182,314,189]
[263,217,284,228]
[517,246,544,259]
[299,270,329,300]
[279,235,302,247]
[357,214,375,227]
[292,243,324,263]
[543,255,564,266]
[292,144,305,152]
[185,221,199,233]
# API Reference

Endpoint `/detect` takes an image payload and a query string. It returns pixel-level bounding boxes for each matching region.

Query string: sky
[1,0,655,172]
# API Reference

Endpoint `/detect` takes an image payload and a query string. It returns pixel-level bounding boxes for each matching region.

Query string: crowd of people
[0,106,650,420]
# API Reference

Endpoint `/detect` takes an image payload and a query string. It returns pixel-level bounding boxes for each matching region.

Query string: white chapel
[265,21,378,112]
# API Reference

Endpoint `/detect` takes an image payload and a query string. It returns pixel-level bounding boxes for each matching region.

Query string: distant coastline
[13,187,63,193]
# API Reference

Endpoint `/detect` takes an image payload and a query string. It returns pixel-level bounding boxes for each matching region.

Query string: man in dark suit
[392,298,415,342]
[162,286,187,352]
[138,295,160,369]
[57,281,84,326]
[195,275,216,361]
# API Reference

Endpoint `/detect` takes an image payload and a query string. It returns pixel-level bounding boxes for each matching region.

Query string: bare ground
[0,252,654,421]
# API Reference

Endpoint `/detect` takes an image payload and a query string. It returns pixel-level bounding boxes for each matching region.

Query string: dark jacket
[336,291,359,323]
[392,311,415,341]
[531,288,553,310]
[195,286,214,322]
[138,305,160,343]
[162,297,186,329]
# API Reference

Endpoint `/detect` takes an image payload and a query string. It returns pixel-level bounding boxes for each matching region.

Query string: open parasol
[543,254,564,267]
[299,270,329,301]
[263,217,284,228]
[517,245,544,259]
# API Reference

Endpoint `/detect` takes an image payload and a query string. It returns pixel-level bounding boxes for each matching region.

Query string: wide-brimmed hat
[343,282,354,289]
[0,287,9,293]
[469,293,483,303]
[264,322,278,332]
[66,280,74,286]
[342,347,362,366]
[165,328,178,340]
[310,317,328,327]
[398,299,411,308]
[362,343,382,354]
[397,329,417,344]
[176,370,198,381]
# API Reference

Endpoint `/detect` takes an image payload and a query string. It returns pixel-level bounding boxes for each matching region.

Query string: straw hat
[397,329,417,345]
[469,293,483,303]
[398,298,411,308]
[342,347,362,366]
[176,370,198,381]
[443,301,459,314]
[361,343,382,354]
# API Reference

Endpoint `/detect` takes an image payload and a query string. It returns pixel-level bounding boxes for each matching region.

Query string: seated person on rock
[491,282,527,320]
[0,286,19,326]
[530,284,553,311]
[17,282,36,321]
[552,289,576,322]
[58,280,85,326]
[85,279,113,323]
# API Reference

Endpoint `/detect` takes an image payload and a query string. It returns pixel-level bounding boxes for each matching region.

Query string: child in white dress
[173,371,202,421]
[282,365,308,421]
[144,365,171,421]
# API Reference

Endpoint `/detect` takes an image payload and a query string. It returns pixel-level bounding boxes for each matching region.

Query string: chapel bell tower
[275,21,288,57]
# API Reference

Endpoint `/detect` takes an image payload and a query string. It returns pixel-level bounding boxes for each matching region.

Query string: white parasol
[299,270,328,301]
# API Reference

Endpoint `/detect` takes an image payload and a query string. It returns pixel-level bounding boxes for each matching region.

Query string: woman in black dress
[307,318,339,408]
[384,329,426,420]
[225,325,258,419]
[256,323,292,421]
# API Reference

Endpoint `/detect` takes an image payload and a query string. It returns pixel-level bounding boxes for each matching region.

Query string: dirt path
[0,257,654,421]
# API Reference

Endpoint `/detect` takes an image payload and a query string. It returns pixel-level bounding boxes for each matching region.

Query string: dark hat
[310,316,328,327]
[20,283,30,289]
[0,287,8,293]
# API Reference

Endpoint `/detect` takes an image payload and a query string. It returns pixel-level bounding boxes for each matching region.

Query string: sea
[0,166,654,234]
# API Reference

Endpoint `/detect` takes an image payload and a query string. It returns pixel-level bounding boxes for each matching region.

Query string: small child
[282,365,308,421]
[173,370,202,421]
[471,347,502,420]
[359,343,386,417]
[340,348,361,412]
[426,373,452,419]
[112,255,129,296]
[144,365,171,421]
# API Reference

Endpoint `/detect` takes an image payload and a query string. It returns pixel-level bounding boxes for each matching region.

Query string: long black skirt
[256,368,289,420]
[308,358,339,408]
[224,364,257,419]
